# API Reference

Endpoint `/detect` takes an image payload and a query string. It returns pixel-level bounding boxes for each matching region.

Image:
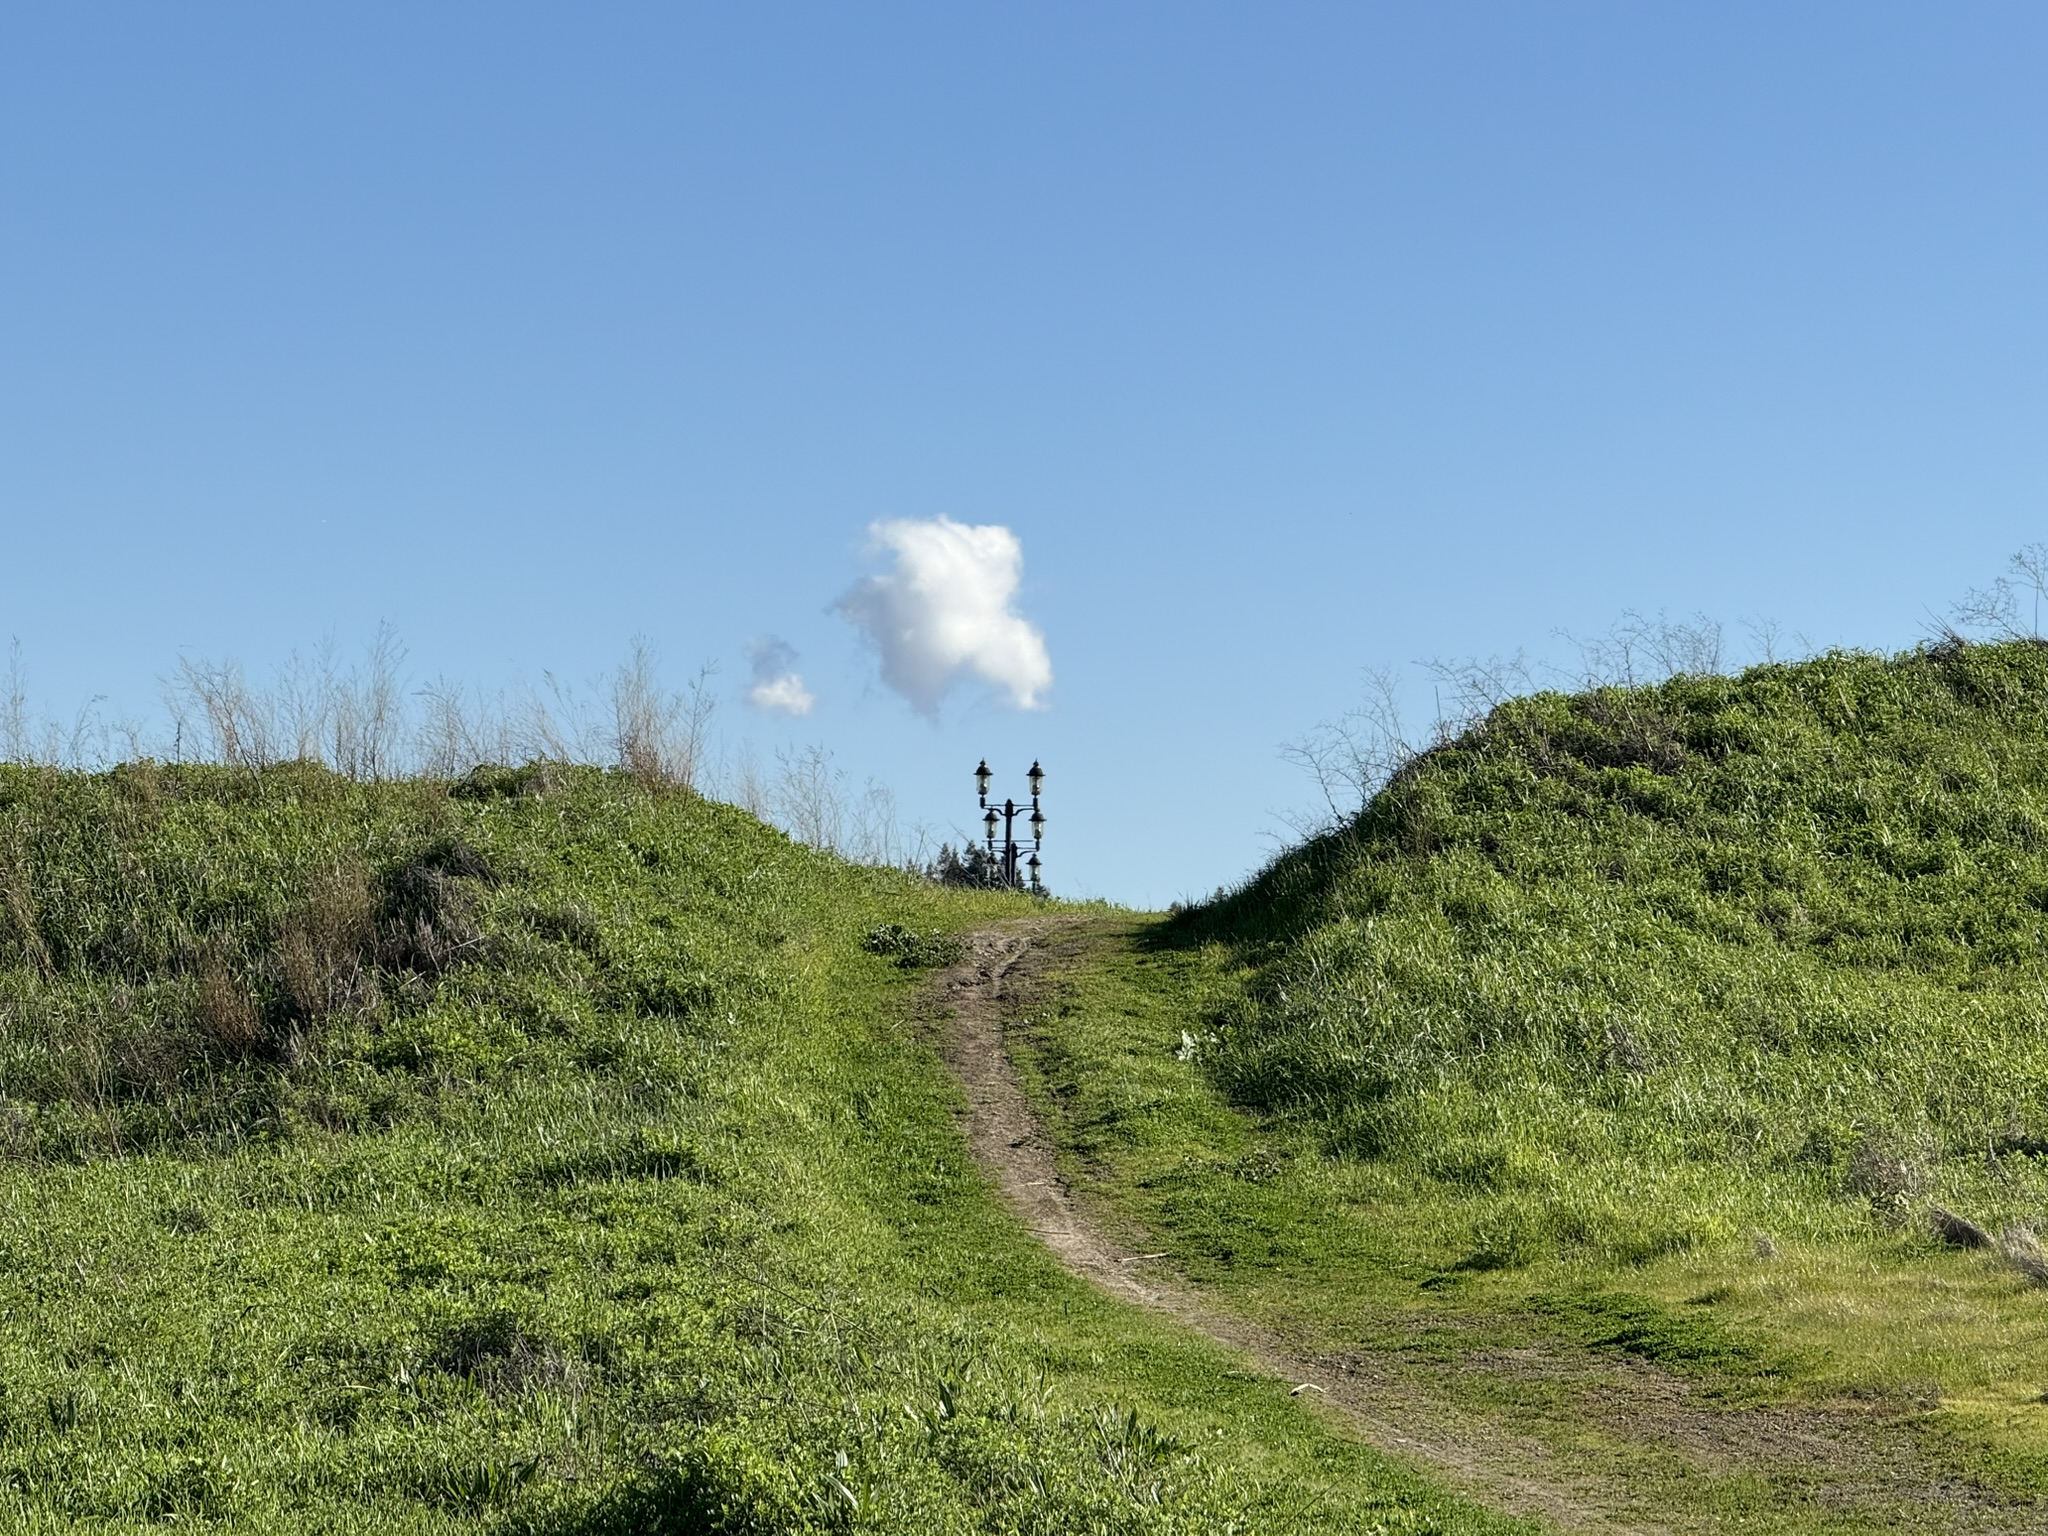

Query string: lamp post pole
[974,759,1045,893]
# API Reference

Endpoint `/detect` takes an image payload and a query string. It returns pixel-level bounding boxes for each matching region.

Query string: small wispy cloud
[837,517,1052,714]
[745,636,815,716]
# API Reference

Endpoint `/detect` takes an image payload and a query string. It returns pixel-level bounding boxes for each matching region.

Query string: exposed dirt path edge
[936,922,1644,1536]
[938,923,2044,1536]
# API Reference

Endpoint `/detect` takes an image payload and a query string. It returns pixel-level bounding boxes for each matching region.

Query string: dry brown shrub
[1581,693,1689,774]
[111,1027,186,1102]
[1846,1129,1928,1223]
[452,762,563,802]
[278,862,375,1022]
[1929,1206,1992,1250]
[479,1335,587,1403]
[611,640,714,792]
[108,759,164,814]
[376,841,492,977]
[0,1099,33,1159]
[193,951,265,1060]
[432,1312,587,1404]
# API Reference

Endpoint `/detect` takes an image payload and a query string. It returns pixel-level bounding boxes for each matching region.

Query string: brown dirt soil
[934,919,2046,1536]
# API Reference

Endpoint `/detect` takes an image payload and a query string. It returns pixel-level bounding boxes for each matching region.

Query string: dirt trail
[935,921,2037,1536]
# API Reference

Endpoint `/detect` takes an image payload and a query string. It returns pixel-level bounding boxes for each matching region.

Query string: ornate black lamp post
[975,758,1045,893]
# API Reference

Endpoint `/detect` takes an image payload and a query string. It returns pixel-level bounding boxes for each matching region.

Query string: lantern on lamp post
[974,759,1046,893]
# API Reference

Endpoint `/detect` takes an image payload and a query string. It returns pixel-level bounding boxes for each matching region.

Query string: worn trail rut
[934,922,2038,1536]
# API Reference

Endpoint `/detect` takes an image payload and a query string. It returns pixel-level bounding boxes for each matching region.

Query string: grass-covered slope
[1183,638,2048,1268]
[0,761,1508,1533]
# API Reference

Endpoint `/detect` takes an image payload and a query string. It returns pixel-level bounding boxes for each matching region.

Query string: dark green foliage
[862,921,967,969]
[1532,1291,1777,1378]
[450,762,566,802]
[928,843,1000,888]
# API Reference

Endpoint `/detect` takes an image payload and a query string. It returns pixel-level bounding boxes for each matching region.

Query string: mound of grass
[1172,639,2048,1274]
[958,644,2048,1518]
[0,761,1509,1532]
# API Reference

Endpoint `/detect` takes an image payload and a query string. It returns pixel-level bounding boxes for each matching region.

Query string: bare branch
[1953,544,2048,640]
[1280,667,1414,830]
[1559,609,1724,688]
[611,638,717,790]
[770,743,844,852]
[1418,651,1534,738]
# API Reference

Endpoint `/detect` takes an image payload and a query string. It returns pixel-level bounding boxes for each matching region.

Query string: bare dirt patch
[934,921,2041,1536]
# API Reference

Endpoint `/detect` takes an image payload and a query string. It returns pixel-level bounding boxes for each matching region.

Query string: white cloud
[837,517,1052,714]
[748,674,815,714]
[744,636,815,715]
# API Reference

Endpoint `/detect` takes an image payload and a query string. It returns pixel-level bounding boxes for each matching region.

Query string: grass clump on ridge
[1169,637,2048,1272]
[0,759,1511,1533]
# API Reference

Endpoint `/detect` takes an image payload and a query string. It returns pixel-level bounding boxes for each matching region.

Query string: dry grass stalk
[1999,1225,2048,1286]
[22,630,739,791]
[611,638,715,791]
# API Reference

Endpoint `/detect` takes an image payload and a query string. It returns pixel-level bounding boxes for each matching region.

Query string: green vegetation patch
[997,646,2048,1521]
[1182,641,2048,1273]
[0,762,1511,1533]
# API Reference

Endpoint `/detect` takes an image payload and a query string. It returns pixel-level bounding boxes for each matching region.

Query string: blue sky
[3,4,2045,906]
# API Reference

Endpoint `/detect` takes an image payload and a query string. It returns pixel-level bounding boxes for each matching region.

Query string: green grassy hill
[0,761,1505,1533]
[22,638,2046,1529]
[1183,637,2048,1268]
[981,639,2048,1527]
